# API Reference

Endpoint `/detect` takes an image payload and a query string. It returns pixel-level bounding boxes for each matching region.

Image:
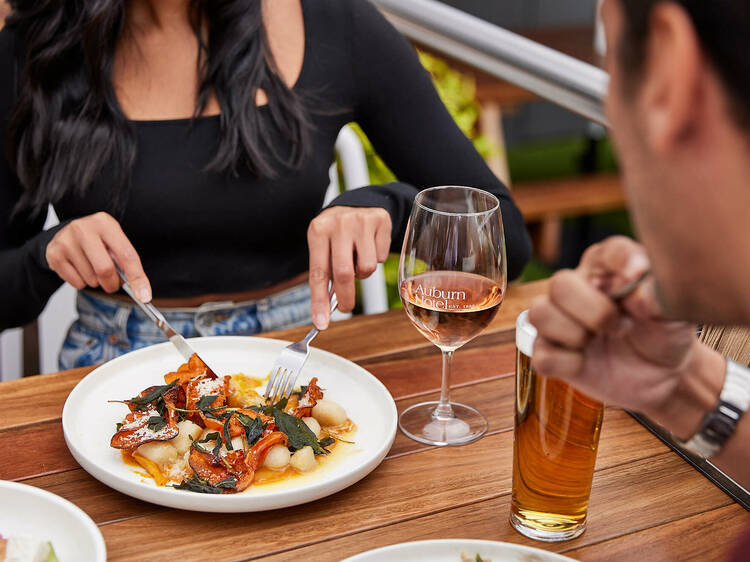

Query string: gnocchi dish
[109,355,355,494]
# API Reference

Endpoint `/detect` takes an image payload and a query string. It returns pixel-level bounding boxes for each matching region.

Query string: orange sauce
[253,466,299,486]
[121,450,152,479]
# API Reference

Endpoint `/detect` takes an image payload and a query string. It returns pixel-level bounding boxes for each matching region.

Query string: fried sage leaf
[146,415,167,433]
[250,397,288,416]
[195,394,218,411]
[214,477,238,490]
[223,413,234,450]
[318,436,335,449]
[273,410,327,454]
[237,413,265,446]
[126,380,177,406]
[172,475,223,494]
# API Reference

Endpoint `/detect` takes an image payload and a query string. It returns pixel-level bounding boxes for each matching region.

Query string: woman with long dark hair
[0,0,531,368]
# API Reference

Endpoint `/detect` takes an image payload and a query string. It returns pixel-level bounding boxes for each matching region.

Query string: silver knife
[114,266,219,378]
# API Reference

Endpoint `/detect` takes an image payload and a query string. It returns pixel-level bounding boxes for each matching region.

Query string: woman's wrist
[646,341,726,441]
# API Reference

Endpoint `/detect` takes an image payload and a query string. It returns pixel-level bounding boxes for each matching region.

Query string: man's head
[602,0,750,323]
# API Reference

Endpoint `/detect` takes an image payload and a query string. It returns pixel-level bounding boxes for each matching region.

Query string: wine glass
[398,186,507,446]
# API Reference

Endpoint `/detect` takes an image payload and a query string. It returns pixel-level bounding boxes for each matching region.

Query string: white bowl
[0,480,106,562]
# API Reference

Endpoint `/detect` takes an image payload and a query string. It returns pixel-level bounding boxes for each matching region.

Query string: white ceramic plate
[343,539,577,562]
[62,336,397,513]
[0,480,106,561]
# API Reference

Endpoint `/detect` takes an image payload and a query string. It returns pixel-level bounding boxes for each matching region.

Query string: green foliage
[507,136,618,183]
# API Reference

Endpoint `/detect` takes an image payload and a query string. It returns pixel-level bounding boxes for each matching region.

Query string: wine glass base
[398,401,488,446]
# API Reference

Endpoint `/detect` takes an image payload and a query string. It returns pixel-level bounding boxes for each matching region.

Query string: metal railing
[371,0,609,126]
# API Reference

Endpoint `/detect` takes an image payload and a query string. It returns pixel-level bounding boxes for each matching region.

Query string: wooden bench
[512,173,626,223]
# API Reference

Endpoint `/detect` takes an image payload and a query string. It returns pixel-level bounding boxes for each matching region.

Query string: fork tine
[276,368,293,403]
[264,366,282,400]
[281,370,298,399]
[273,368,291,404]
[269,369,284,403]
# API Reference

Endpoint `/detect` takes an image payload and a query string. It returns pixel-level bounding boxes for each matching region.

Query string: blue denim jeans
[59,283,312,370]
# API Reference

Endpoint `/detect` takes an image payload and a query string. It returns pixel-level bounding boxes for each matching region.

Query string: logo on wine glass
[413,283,468,310]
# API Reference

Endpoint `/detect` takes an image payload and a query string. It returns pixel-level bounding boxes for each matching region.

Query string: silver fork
[264,292,338,403]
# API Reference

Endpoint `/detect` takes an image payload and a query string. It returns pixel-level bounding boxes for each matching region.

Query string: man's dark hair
[619,0,750,128]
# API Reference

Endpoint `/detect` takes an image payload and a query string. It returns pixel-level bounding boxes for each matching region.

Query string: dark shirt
[0,0,531,330]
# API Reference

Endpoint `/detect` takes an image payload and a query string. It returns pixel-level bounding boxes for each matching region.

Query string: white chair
[0,125,389,381]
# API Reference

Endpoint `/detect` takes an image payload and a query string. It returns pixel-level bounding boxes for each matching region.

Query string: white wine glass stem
[434,350,455,420]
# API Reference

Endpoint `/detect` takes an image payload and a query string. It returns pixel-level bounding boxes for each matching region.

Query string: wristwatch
[677,359,750,459]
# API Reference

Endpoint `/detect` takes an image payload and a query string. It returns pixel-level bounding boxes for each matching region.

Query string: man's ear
[639,3,703,154]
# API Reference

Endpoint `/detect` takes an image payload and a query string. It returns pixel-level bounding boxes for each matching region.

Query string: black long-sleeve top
[0,0,531,330]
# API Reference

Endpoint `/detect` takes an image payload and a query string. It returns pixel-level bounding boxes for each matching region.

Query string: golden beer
[510,311,604,541]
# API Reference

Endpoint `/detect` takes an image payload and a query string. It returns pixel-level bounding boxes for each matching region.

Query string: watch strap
[677,359,750,458]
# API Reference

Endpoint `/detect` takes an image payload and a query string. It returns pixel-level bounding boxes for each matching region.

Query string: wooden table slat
[564,504,749,561]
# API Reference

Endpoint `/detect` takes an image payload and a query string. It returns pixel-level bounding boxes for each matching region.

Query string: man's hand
[307,206,391,330]
[529,236,721,437]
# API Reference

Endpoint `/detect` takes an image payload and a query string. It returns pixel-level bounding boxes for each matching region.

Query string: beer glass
[510,310,604,541]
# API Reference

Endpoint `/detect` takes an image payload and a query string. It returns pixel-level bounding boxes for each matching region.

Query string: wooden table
[1,280,747,561]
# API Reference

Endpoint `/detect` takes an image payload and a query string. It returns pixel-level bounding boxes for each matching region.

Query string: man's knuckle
[549,270,575,302]
[527,304,547,330]
[533,348,555,375]
[609,235,632,247]
[563,325,586,347]
[590,307,614,329]
[581,243,601,261]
